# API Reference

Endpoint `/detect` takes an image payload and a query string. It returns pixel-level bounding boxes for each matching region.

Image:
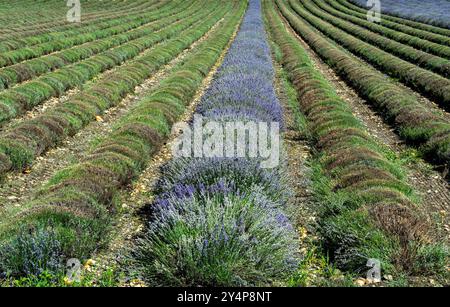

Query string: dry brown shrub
[370,202,430,271]
[38,117,65,140]
[115,123,162,148]
[12,64,34,81]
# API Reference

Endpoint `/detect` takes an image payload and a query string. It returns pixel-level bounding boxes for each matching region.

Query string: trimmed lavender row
[133,0,299,286]
[197,16,284,125]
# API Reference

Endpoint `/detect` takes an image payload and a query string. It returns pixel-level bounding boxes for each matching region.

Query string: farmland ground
[276,12,450,244]
[277,0,450,170]
[0,0,448,287]
[0,0,249,285]
[70,15,244,286]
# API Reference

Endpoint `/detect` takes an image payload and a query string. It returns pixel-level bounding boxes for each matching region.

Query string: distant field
[350,0,450,28]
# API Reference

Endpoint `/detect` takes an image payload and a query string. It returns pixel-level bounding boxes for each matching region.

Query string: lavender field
[350,0,450,28]
[132,2,298,286]
[0,0,448,290]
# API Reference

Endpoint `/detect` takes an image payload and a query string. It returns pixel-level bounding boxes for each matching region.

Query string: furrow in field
[346,0,450,29]
[0,0,144,30]
[0,1,156,45]
[0,1,181,64]
[1,0,149,26]
[275,3,450,243]
[0,9,228,212]
[303,0,450,74]
[129,0,298,286]
[320,0,450,52]
[86,18,243,284]
[0,1,109,30]
[1,0,152,30]
[266,0,448,281]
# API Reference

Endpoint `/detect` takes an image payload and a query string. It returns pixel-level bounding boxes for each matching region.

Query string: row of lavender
[132,0,299,286]
[349,0,450,29]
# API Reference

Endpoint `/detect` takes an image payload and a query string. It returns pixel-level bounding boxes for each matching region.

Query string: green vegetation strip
[0,0,155,44]
[0,0,197,90]
[0,0,245,278]
[337,0,450,38]
[320,0,450,57]
[265,0,448,277]
[277,0,450,167]
[287,0,450,109]
[0,1,178,65]
[305,0,450,75]
[0,0,132,35]
[0,1,225,178]
[0,1,204,127]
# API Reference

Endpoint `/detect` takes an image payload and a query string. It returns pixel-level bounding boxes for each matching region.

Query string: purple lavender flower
[137,0,300,286]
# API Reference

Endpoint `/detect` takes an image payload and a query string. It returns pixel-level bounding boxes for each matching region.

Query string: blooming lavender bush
[134,0,300,286]
[0,228,64,277]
